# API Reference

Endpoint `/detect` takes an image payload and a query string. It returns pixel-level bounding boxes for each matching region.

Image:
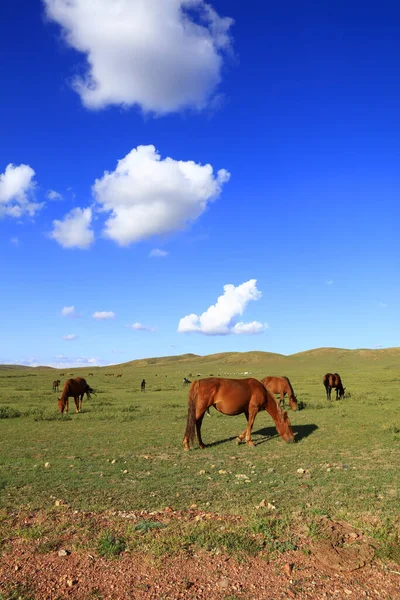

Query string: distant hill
[1,347,399,371]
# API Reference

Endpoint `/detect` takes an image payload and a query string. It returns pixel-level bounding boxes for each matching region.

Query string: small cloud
[375,344,383,348]
[55,354,68,360]
[130,322,157,332]
[378,302,388,308]
[0,163,43,218]
[92,311,115,320]
[50,206,94,249]
[63,334,78,340]
[61,305,77,317]
[325,280,333,286]
[149,248,168,258]
[47,189,63,201]
[10,237,20,246]
[177,279,266,336]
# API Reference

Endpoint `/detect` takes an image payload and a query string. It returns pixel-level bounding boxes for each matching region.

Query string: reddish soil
[1,510,399,599]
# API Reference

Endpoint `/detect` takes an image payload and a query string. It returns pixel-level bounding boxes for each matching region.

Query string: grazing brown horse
[58,377,94,414]
[141,379,146,392]
[52,379,61,393]
[261,376,298,411]
[323,373,345,400]
[183,377,294,450]
[117,373,122,378]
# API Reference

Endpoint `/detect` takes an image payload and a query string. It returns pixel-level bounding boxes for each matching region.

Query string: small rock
[199,469,205,475]
[297,468,305,474]
[111,459,117,464]
[190,503,197,508]
[122,469,128,474]
[327,468,332,472]
[44,462,51,468]
[58,549,70,557]
[54,499,63,506]
[267,467,275,473]
[218,469,227,474]
[283,563,293,576]
[267,502,276,510]
[66,579,78,587]
[14,565,21,571]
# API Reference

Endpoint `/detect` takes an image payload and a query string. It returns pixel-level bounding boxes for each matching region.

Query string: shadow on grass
[190,424,318,449]
[253,423,319,444]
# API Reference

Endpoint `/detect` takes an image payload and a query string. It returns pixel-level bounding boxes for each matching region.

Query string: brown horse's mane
[282,376,294,396]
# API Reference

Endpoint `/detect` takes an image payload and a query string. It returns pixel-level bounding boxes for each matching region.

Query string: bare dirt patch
[0,510,399,599]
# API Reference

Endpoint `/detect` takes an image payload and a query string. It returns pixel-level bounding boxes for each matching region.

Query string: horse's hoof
[199,444,206,449]
[247,441,255,447]
[236,437,242,445]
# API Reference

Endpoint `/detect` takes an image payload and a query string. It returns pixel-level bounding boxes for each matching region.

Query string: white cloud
[63,334,78,340]
[379,302,388,308]
[47,189,63,201]
[93,145,229,246]
[43,0,233,114]
[149,248,168,258]
[61,305,77,317]
[325,280,333,285]
[0,163,42,218]
[10,237,20,246]
[130,322,157,332]
[178,279,267,335]
[92,311,115,320]
[51,207,94,249]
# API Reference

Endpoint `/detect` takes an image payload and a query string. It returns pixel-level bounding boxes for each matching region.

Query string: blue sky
[1,0,399,367]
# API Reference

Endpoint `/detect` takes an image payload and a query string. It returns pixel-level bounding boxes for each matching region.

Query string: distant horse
[323,373,345,400]
[52,379,61,393]
[183,377,191,386]
[58,377,94,414]
[261,376,298,411]
[88,372,94,376]
[141,379,146,392]
[117,374,122,378]
[183,377,294,450]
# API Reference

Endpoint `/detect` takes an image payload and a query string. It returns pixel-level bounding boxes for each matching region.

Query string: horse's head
[57,397,64,413]
[289,395,298,411]
[339,387,346,398]
[275,410,295,443]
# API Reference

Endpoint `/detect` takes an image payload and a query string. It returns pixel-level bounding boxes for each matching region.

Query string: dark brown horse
[52,379,61,393]
[183,377,294,450]
[141,379,146,392]
[261,376,298,411]
[58,377,94,414]
[323,373,345,400]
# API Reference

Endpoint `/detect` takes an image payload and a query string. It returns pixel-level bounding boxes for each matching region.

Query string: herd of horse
[53,371,346,450]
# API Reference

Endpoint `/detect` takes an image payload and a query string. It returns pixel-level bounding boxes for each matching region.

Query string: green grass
[0,349,399,561]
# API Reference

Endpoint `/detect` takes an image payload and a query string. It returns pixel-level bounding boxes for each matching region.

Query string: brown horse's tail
[184,380,199,448]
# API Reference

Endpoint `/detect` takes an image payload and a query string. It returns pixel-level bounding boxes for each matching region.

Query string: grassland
[0,348,399,564]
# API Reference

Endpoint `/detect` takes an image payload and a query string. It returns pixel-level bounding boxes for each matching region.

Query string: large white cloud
[51,207,94,249]
[93,145,230,246]
[178,279,268,335]
[43,0,234,114]
[0,163,42,218]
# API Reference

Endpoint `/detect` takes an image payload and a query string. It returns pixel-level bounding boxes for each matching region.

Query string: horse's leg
[237,410,249,443]
[65,398,69,413]
[244,408,258,447]
[74,396,79,413]
[280,392,285,408]
[79,395,83,412]
[195,413,207,449]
